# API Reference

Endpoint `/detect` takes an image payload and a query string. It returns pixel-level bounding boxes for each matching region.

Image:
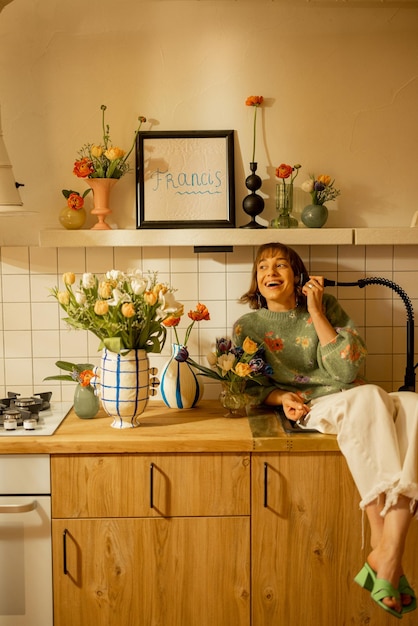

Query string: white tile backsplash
[1,244,417,399]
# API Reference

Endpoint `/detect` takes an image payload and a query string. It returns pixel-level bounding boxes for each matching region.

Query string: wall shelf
[39,227,354,248]
[38,227,418,248]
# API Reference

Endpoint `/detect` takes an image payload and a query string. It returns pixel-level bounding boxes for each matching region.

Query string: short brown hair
[239,242,309,309]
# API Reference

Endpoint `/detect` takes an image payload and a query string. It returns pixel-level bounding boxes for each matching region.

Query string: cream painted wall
[0,0,417,244]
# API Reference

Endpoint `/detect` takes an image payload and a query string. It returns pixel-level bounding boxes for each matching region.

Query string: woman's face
[256,251,297,311]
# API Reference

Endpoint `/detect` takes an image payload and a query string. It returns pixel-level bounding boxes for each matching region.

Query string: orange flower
[276,164,293,179]
[245,96,264,107]
[188,303,210,322]
[67,192,84,210]
[163,315,181,328]
[73,157,94,178]
[79,369,95,387]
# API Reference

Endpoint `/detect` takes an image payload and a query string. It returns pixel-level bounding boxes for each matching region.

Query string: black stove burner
[0,391,52,427]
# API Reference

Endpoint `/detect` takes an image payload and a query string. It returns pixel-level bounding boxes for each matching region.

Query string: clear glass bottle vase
[270,182,298,229]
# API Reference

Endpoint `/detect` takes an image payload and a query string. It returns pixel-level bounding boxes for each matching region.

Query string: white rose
[75,291,87,305]
[301,179,314,193]
[82,273,95,289]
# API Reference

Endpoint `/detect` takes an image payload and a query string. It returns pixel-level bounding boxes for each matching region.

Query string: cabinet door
[251,452,418,626]
[53,516,250,626]
[52,453,250,518]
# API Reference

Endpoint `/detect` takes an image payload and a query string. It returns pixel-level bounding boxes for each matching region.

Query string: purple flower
[231,346,244,359]
[175,346,189,362]
[217,338,232,353]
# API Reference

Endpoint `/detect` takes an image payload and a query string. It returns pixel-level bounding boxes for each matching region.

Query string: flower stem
[252,105,257,163]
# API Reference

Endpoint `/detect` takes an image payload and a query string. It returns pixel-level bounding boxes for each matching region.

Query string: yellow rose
[62,272,75,285]
[104,146,125,161]
[57,290,70,305]
[98,281,113,299]
[234,362,252,378]
[91,145,104,158]
[317,174,331,186]
[144,291,157,306]
[121,302,135,318]
[242,337,258,354]
[94,300,109,315]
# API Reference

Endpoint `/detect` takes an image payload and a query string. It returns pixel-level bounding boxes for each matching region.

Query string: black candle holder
[241,162,266,229]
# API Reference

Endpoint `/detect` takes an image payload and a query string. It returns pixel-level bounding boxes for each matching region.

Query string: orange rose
[67,193,84,210]
[276,164,293,179]
[79,369,95,387]
[245,96,264,107]
[73,157,94,178]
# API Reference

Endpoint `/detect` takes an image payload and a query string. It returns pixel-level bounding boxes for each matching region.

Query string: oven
[0,455,53,626]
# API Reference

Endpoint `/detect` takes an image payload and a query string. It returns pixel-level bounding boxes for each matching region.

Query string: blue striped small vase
[98,348,150,428]
[159,344,203,409]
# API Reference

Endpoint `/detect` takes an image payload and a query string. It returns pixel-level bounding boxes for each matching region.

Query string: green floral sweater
[232,293,368,404]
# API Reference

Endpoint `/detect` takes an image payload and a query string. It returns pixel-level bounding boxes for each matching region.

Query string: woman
[233,242,418,619]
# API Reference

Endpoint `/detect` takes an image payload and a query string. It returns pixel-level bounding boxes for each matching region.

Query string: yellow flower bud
[91,145,104,158]
[94,300,109,315]
[98,281,113,299]
[121,302,135,318]
[62,272,75,285]
[57,290,70,305]
[104,146,125,161]
[242,336,258,354]
[234,362,252,378]
[144,291,157,306]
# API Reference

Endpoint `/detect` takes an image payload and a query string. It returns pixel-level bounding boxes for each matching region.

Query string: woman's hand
[302,275,338,346]
[301,275,324,314]
[265,389,310,422]
[281,392,310,422]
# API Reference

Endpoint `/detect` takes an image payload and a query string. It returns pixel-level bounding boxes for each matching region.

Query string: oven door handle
[0,500,37,514]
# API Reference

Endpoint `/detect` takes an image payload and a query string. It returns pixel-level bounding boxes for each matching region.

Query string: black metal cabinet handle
[63,528,68,575]
[150,462,155,509]
[263,462,268,508]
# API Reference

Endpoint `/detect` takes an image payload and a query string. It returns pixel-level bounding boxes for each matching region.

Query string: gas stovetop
[0,391,72,436]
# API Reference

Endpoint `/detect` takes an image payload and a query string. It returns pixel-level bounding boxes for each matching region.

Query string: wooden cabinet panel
[52,516,250,626]
[251,452,418,626]
[51,453,250,518]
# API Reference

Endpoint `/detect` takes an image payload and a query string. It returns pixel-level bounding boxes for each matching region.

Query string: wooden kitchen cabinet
[252,452,418,626]
[51,453,250,626]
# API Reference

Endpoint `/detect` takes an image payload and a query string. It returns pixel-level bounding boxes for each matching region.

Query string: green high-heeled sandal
[399,575,417,615]
[354,563,403,620]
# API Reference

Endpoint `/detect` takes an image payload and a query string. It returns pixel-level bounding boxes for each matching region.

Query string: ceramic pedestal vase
[219,380,250,418]
[301,203,328,228]
[241,162,266,229]
[99,348,150,428]
[159,344,203,409]
[85,178,118,230]
[270,183,298,229]
[73,384,100,419]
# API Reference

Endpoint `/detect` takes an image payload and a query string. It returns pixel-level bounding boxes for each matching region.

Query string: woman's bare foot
[367,548,402,614]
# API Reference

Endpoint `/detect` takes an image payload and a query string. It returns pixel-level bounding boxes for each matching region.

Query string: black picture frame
[136,130,235,229]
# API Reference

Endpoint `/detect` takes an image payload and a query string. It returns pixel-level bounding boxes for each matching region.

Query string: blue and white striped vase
[97,348,150,428]
[159,344,203,409]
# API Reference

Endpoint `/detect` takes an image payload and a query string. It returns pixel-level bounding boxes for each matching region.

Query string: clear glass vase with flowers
[159,303,211,409]
[185,336,273,417]
[270,163,301,229]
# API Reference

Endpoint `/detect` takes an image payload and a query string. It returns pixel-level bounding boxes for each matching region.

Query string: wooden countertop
[0,401,340,454]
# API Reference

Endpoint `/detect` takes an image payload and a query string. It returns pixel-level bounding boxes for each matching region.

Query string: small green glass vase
[73,384,100,419]
[301,203,328,228]
[270,183,298,229]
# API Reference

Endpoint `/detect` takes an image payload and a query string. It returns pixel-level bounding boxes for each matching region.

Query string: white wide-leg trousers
[305,384,418,515]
